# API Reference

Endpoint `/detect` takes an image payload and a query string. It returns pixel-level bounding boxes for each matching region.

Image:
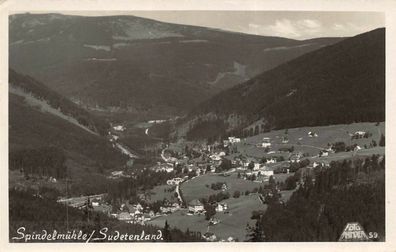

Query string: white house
[266,158,277,164]
[113,125,126,131]
[261,170,274,177]
[253,163,261,171]
[354,131,366,137]
[92,202,99,207]
[320,150,329,157]
[111,171,124,177]
[188,199,204,214]
[165,166,174,173]
[261,137,271,147]
[228,137,241,144]
[215,203,228,212]
[354,145,362,151]
[148,119,166,124]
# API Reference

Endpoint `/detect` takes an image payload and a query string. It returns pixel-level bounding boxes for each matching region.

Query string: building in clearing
[319,150,329,157]
[262,137,271,147]
[308,131,318,137]
[113,125,126,131]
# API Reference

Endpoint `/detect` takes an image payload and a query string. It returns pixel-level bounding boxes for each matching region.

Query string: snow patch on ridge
[83,44,111,51]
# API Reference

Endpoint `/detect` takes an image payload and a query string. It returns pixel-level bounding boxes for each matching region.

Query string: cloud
[247,19,323,39]
[332,22,365,32]
[298,19,321,29]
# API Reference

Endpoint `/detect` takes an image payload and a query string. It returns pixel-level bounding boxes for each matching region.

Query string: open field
[234,122,384,159]
[309,146,385,164]
[147,194,265,241]
[181,173,262,203]
[146,184,178,203]
[272,173,295,183]
[209,194,266,240]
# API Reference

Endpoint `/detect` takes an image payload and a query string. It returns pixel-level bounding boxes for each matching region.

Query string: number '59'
[368,232,379,239]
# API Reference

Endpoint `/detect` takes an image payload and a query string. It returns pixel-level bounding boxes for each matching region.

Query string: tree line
[247,155,385,241]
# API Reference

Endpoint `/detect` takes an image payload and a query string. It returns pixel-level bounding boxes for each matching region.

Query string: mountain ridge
[9,13,343,116]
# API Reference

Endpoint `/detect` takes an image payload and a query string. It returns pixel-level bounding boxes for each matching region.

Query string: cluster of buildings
[159,202,181,214]
[113,203,154,225]
[154,162,175,173]
[148,119,167,124]
[187,199,229,215]
[308,131,319,137]
[223,136,241,147]
[57,194,113,216]
[166,177,186,185]
[352,131,367,138]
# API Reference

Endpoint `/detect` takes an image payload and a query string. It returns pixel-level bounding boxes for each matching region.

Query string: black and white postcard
[1,0,395,251]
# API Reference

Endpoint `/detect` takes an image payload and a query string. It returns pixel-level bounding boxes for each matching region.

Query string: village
[57,121,385,241]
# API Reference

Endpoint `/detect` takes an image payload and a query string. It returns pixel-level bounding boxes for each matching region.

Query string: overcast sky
[54,11,384,40]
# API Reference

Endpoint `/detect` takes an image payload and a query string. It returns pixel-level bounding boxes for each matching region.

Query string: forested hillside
[10,69,109,135]
[9,70,127,194]
[180,28,385,140]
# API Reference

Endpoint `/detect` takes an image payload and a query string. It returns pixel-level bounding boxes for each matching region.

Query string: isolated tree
[222,158,232,170]
[379,134,385,147]
[269,176,275,188]
[332,142,346,153]
[163,220,172,241]
[204,203,216,220]
[254,125,259,135]
[233,191,241,198]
